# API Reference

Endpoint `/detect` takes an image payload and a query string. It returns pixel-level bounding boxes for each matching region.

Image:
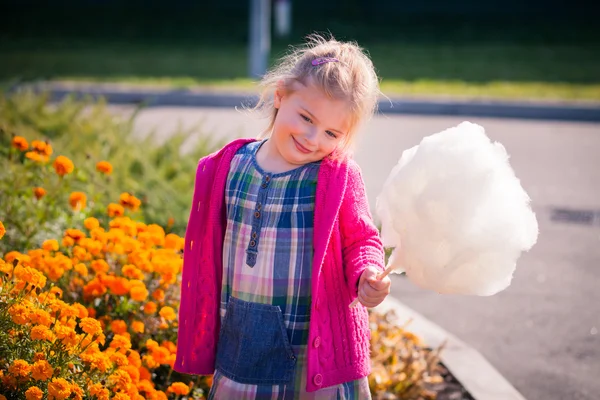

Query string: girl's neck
[256,139,302,174]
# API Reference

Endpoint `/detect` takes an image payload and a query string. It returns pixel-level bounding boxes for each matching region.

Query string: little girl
[174,34,392,399]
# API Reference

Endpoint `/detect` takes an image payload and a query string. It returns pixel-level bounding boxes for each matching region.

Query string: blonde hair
[254,33,381,155]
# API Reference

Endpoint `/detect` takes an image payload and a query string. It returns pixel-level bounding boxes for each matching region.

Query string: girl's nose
[304,126,318,144]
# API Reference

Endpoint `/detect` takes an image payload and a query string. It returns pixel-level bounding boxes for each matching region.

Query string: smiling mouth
[292,136,312,154]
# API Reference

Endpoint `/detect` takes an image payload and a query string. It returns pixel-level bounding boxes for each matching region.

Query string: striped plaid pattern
[209,141,370,399]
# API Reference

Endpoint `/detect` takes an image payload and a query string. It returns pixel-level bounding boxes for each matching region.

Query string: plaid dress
[208,141,371,399]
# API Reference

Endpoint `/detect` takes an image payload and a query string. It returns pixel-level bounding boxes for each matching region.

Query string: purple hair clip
[312,57,340,66]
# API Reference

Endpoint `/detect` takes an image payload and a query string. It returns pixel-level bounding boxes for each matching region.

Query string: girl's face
[268,80,352,168]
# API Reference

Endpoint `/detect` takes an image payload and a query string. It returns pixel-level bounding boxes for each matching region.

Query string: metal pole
[249,0,271,78]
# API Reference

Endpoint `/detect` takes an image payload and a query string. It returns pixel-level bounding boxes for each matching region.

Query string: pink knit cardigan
[174,138,384,392]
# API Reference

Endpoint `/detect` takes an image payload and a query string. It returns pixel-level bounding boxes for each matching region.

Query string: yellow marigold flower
[72,302,88,319]
[96,160,113,175]
[110,334,132,351]
[31,325,55,341]
[32,140,53,157]
[0,258,12,277]
[73,263,88,277]
[31,360,54,381]
[131,320,145,334]
[25,386,43,400]
[84,217,100,231]
[48,377,72,400]
[0,221,5,240]
[108,350,130,366]
[11,136,29,151]
[53,155,74,176]
[167,382,190,396]
[109,369,132,392]
[42,239,59,252]
[79,317,102,336]
[25,151,48,163]
[142,354,159,369]
[111,319,128,335]
[8,303,31,325]
[143,301,157,315]
[159,306,176,321]
[68,192,87,211]
[9,359,32,377]
[152,289,165,302]
[119,192,142,212]
[107,203,125,218]
[14,265,47,289]
[89,383,110,400]
[145,339,159,351]
[70,384,84,400]
[130,285,149,302]
[31,309,52,327]
[54,323,78,347]
[33,186,47,199]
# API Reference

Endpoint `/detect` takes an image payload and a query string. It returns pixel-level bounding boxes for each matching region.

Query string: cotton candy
[377,121,538,296]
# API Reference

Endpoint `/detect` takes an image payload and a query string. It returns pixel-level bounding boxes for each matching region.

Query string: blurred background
[1,0,599,101]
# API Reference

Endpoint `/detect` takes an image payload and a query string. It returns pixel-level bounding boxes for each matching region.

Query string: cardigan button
[313,374,323,386]
[313,336,321,348]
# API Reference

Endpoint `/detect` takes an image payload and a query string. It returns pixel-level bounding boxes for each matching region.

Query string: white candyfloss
[377,121,539,296]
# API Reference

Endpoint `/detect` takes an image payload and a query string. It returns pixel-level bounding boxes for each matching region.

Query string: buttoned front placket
[245,173,271,267]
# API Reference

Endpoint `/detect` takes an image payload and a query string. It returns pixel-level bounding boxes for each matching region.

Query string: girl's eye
[300,114,312,123]
[326,131,338,139]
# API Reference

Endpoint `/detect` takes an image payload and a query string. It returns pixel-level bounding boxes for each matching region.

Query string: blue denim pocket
[215,296,297,384]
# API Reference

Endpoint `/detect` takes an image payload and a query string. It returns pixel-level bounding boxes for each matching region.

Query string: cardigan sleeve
[338,161,385,296]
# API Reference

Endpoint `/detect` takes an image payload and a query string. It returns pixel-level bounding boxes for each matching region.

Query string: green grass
[1,11,599,102]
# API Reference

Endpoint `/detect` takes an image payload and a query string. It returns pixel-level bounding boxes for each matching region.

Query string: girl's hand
[357,266,392,308]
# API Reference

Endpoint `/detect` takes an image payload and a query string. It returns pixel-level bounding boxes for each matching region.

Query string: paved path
[112,105,600,400]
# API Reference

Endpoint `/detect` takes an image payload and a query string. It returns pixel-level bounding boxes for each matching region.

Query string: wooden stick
[348,264,394,308]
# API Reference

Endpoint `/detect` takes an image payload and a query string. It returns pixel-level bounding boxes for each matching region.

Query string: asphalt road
[113,105,600,400]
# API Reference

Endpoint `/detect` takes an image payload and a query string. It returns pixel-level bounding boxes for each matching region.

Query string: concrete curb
[375,296,527,400]
[15,82,600,123]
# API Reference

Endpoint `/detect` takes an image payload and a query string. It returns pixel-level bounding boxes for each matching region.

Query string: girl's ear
[274,80,286,109]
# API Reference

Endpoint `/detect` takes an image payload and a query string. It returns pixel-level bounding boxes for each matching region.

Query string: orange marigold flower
[91,259,109,273]
[108,350,129,367]
[131,320,145,334]
[31,325,55,342]
[96,161,113,175]
[138,367,152,381]
[72,302,88,319]
[130,285,149,302]
[31,140,53,157]
[84,217,100,231]
[143,301,157,315]
[79,317,102,336]
[31,309,52,327]
[122,264,144,280]
[11,136,29,151]
[8,303,31,325]
[119,192,142,212]
[33,187,47,199]
[109,276,131,296]
[25,386,43,400]
[48,377,72,400]
[167,382,190,396]
[89,383,110,400]
[14,265,47,289]
[0,221,5,240]
[31,360,54,381]
[142,354,159,369]
[25,151,48,163]
[53,155,74,176]
[107,203,125,218]
[68,192,87,211]
[62,236,75,247]
[65,228,86,242]
[42,239,59,252]
[152,289,165,302]
[111,320,128,335]
[159,306,176,321]
[9,359,31,377]
[74,263,88,277]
